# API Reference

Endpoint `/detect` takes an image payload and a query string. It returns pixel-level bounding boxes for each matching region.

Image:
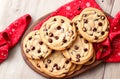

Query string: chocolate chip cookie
[62,34,94,64]
[39,50,73,78]
[73,8,109,42]
[23,30,52,59]
[40,16,77,50]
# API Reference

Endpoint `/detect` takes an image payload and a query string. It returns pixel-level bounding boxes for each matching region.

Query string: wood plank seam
[102,0,115,79]
[109,0,115,14]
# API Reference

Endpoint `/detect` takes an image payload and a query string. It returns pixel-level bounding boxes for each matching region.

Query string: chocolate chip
[39,41,43,45]
[57,26,61,30]
[101,15,105,20]
[77,6,81,11]
[101,31,105,35]
[69,58,72,61]
[62,65,65,68]
[61,19,64,23]
[63,38,67,43]
[31,46,35,50]
[83,14,87,17]
[82,27,87,32]
[53,18,57,21]
[76,54,81,59]
[47,59,51,64]
[26,49,30,53]
[106,28,109,31]
[25,44,27,48]
[83,19,88,23]
[70,22,73,26]
[46,32,48,35]
[38,50,41,53]
[37,63,40,68]
[74,45,79,50]
[52,50,55,53]
[79,35,83,38]
[39,56,43,59]
[90,34,93,36]
[98,22,103,26]
[65,60,69,64]
[84,48,88,52]
[56,66,61,70]
[93,28,97,32]
[84,39,88,43]
[45,64,48,68]
[35,33,37,35]
[69,30,74,35]
[29,37,32,40]
[97,15,101,17]
[54,36,59,40]
[48,38,53,43]
[74,22,77,26]
[49,32,53,37]
[76,26,78,30]
[72,36,75,39]
[94,19,99,21]
[53,63,58,67]
[95,36,98,40]
[67,48,70,50]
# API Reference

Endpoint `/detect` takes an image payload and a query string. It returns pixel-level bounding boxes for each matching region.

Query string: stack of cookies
[22,8,109,78]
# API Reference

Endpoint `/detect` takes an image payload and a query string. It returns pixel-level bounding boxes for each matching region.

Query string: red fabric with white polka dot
[0,14,31,63]
[105,12,120,62]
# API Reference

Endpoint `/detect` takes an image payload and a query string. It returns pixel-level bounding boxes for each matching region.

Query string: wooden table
[0,0,120,79]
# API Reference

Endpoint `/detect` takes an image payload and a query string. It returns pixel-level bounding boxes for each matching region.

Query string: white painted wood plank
[74,63,105,79]
[96,0,114,14]
[104,0,120,79]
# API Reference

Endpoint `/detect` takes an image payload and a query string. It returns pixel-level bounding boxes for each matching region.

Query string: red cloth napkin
[34,0,113,61]
[0,14,31,63]
[105,12,120,62]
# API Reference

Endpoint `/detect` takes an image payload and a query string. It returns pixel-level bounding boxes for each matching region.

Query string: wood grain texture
[103,1,120,79]
[0,0,119,79]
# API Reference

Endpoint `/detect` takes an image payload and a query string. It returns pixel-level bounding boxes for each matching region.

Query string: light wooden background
[0,0,120,79]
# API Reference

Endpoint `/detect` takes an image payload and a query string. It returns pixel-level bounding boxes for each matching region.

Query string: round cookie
[39,50,72,78]
[23,30,52,59]
[73,8,109,42]
[84,51,96,65]
[28,58,43,72]
[40,16,77,50]
[62,34,94,64]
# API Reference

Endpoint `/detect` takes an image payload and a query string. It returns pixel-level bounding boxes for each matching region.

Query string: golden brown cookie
[62,34,94,64]
[38,50,73,78]
[84,51,96,65]
[28,58,43,72]
[23,30,52,59]
[73,8,109,42]
[40,16,77,50]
